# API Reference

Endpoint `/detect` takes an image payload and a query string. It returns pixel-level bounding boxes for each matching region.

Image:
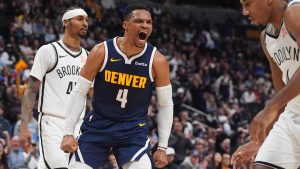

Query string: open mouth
[138,32,147,40]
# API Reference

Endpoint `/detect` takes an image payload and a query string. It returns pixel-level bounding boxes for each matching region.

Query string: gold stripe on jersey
[104,70,147,88]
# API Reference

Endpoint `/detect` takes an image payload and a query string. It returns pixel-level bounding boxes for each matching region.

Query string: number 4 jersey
[30,40,88,118]
[92,37,156,121]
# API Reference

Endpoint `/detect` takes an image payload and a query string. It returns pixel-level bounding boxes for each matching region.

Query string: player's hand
[20,125,32,154]
[249,106,277,145]
[231,142,260,169]
[153,149,168,168]
[60,135,78,153]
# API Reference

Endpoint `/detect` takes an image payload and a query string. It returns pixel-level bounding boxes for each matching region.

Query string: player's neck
[62,35,81,52]
[270,1,287,30]
[117,37,144,59]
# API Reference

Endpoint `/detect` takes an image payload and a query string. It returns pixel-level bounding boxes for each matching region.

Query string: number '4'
[116,89,128,108]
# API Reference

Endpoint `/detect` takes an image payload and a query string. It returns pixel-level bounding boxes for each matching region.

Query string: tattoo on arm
[21,76,40,126]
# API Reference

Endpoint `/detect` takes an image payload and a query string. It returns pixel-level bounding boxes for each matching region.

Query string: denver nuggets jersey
[31,40,88,118]
[92,37,156,121]
[264,0,300,113]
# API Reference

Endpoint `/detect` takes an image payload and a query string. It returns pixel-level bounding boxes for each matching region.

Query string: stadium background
[0,0,272,168]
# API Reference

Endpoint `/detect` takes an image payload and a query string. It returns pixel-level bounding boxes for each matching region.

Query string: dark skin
[20,14,88,154]
[232,0,300,168]
[60,9,171,168]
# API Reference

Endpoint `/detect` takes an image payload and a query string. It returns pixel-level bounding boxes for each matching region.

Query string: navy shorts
[73,111,152,169]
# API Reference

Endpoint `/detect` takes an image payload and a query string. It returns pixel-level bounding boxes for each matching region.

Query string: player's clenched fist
[153,149,168,168]
[60,135,78,153]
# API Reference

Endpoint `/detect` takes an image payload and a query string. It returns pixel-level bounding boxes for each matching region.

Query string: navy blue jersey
[92,37,156,121]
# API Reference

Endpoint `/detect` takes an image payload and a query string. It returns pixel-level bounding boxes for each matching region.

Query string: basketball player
[231,0,300,168]
[60,4,174,169]
[20,7,89,169]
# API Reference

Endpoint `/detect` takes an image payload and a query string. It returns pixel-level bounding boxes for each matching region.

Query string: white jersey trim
[130,138,150,161]
[113,37,147,64]
[149,47,156,82]
[288,0,300,7]
[100,41,108,72]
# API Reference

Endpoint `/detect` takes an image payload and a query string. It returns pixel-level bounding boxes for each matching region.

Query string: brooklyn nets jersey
[264,0,300,113]
[30,40,88,118]
[92,37,156,121]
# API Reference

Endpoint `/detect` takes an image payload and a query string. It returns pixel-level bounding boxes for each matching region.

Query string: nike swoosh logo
[110,58,122,62]
[59,55,68,58]
[138,123,146,127]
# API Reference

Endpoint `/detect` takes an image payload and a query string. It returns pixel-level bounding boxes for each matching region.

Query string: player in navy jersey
[231,0,300,168]
[60,4,174,169]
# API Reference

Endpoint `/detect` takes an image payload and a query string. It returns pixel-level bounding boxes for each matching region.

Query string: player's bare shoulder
[80,42,106,80]
[284,2,300,38]
[153,50,169,68]
[85,43,105,65]
[152,50,170,85]
[90,43,105,57]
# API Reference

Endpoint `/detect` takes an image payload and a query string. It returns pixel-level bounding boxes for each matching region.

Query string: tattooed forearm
[21,76,40,126]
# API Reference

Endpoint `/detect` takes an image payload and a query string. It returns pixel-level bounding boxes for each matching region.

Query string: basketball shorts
[38,113,83,169]
[70,111,152,169]
[254,110,300,168]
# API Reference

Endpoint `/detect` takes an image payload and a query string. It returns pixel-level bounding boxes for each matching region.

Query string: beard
[78,31,87,38]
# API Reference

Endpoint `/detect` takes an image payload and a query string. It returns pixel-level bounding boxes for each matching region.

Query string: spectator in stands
[162,147,178,169]
[169,121,193,165]
[0,131,10,169]
[7,136,27,169]
[0,104,11,136]
[179,110,193,139]
[0,142,8,169]
[220,153,231,169]
[179,150,201,169]
[14,117,38,145]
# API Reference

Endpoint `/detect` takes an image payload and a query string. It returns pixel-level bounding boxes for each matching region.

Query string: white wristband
[64,76,92,135]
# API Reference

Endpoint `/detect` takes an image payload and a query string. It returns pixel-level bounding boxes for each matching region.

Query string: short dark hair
[123,4,151,21]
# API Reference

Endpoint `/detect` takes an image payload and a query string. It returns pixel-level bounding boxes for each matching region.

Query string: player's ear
[63,20,68,28]
[123,21,127,31]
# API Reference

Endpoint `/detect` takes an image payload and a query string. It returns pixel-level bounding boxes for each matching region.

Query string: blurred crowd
[0,0,274,168]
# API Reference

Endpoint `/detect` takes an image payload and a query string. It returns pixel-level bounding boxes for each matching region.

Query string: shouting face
[123,9,153,48]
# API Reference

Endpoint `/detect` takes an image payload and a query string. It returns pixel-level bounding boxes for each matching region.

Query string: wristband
[157,146,167,151]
